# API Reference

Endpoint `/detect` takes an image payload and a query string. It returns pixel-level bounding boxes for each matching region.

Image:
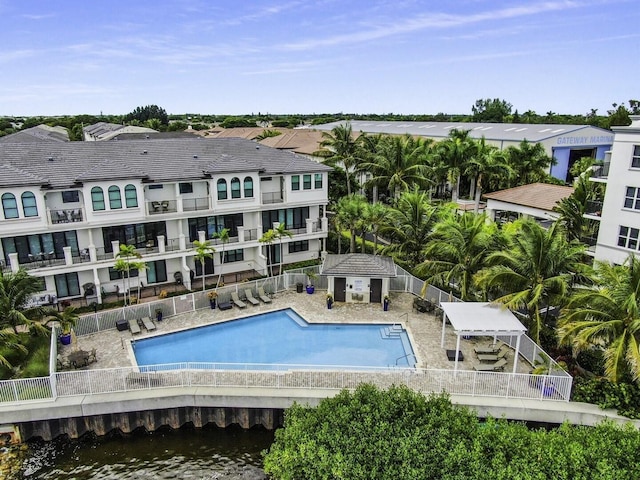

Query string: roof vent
[142,150,148,154]
[256,146,260,149]
[48,156,54,162]
[193,155,198,158]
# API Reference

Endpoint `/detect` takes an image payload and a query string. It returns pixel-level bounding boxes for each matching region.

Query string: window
[231,177,241,199]
[21,192,38,217]
[108,186,122,209]
[91,187,105,211]
[2,193,18,219]
[148,184,164,190]
[314,173,323,189]
[147,260,167,284]
[624,187,640,210]
[62,191,79,203]
[2,230,78,264]
[291,175,300,191]
[187,214,243,241]
[102,222,166,252]
[618,225,640,250]
[194,256,214,277]
[124,185,138,208]
[262,207,308,230]
[288,240,309,253]
[54,272,80,298]
[217,179,227,200]
[179,182,193,194]
[108,266,139,281]
[303,174,312,190]
[632,146,640,168]
[223,248,244,263]
[244,177,253,197]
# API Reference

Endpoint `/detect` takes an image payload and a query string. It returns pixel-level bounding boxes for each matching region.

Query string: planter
[306,285,315,294]
[296,283,304,293]
[327,300,333,310]
[209,299,216,309]
[156,311,163,322]
[383,299,389,311]
[59,333,72,345]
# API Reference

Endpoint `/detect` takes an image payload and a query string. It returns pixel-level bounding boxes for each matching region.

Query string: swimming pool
[132,308,416,370]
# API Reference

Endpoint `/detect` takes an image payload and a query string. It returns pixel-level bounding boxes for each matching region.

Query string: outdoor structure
[0,138,330,305]
[483,183,574,227]
[321,254,396,303]
[592,115,640,265]
[313,120,614,183]
[439,302,527,373]
[0,124,69,143]
[82,122,158,141]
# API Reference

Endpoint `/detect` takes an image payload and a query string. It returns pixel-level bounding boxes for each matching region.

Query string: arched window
[1,193,18,219]
[231,177,241,199]
[243,176,253,197]
[21,191,38,217]
[124,184,138,208]
[91,187,105,211]
[108,186,122,209]
[217,179,227,200]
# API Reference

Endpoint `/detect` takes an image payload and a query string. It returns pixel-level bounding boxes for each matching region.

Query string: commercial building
[0,138,330,305]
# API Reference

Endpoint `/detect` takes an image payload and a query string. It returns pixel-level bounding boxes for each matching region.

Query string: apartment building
[592,116,640,264]
[0,138,330,304]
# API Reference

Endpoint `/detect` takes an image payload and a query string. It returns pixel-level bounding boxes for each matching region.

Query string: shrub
[572,377,640,419]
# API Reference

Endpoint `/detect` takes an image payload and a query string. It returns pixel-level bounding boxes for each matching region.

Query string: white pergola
[439,302,527,372]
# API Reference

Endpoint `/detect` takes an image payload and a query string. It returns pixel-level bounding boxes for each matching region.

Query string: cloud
[0,49,37,63]
[21,13,56,20]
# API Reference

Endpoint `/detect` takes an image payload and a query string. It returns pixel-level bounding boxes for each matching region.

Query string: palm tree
[0,328,26,368]
[360,134,432,199]
[418,212,500,301]
[259,229,277,277]
[463,137,512,213]
[554,174,604,242]
[381,188,443,267]
[504,140,555,187]
[475,219,588,343]
[558,255,640,382]
[116,244,142,306]
[0,269,48,334]
[437,129,476,202]
[335,194,367,254]
[362,202,390,255]
[274,222,293,275]
[315,123,362,196]
[193,239,215,291]
[213,228,230,289]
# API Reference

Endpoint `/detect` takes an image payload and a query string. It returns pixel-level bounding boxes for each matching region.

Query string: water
[14,426,274,479]
[133,308,415,368]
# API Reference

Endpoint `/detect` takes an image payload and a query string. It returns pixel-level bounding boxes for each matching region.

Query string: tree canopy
[124,105,169,125]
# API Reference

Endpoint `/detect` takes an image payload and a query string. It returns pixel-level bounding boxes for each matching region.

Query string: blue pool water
[132,308,416,369]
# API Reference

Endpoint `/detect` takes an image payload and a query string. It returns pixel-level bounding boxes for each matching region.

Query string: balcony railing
[166,238,182,252]
[590,162,610,179]
[147,200,177,215]
[245,228,258,241]
[585,200,603,217]
[183,197,210,212]
[262,192,284,204]
[50,207,84,225]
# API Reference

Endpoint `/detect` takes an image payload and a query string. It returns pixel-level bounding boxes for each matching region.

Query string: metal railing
[262,192,284,204]
[147,200,177,215]
[590,162,610,179]
[183,197,210,212]
[585,200,603,217]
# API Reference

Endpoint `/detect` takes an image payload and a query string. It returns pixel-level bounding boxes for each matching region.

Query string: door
[370,278,382,303]
[334,277,346,302]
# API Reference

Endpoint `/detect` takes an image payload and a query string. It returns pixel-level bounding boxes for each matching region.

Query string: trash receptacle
[116,319,128,331]
[296,282,304,293]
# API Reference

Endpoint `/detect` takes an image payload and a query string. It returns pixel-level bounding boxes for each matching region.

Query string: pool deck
[58,290,532,374]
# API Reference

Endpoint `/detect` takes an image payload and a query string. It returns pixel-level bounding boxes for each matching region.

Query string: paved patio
[58,290,532,373]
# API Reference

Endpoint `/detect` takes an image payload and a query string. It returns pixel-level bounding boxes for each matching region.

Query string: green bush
[264,384,640,479]
[572,377,640,419]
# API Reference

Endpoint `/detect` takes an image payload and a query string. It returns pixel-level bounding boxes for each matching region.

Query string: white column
[454,334,462,372]
[157,235,166,254]
[63,246,73,265]
[440,313,447,348]
[198,230,206,243]
[8,253,19,272]
[111,241,120,258]
[237,226,245,243]
[513,334,522,374]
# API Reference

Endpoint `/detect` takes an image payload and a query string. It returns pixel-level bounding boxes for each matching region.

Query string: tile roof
[321,254,397,278]
[0,125,69,143]
[0,137,331,189]
[482,183,574,211]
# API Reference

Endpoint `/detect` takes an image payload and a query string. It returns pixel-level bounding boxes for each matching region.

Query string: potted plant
[305,270,317,294]
[158,290,168,299]
[529,353,564,396]
[326,293,333,309]
[383,295,390,311]
[48,306,78,346]
[208,291,218,309]
[155,307,163,322]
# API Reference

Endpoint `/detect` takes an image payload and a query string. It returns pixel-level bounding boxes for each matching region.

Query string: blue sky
[0,0,637,117]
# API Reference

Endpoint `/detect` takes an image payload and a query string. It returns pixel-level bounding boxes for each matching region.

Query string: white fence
[0,266,572,404]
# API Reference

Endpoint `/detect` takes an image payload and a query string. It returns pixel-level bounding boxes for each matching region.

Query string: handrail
[395,353,417,365]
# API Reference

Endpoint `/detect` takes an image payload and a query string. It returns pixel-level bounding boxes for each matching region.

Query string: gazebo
[439,302,527,372]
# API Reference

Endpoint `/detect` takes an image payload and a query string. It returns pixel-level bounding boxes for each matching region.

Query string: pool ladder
[396,353,417,365]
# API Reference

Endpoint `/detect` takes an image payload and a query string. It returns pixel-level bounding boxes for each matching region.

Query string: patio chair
[244,289,260,306]
[476,347,509,363]
[257,287,272,303]
[473,358,508,371]
[474,343,502,355]
[128,318,141,334]
[141,316,157,331]
[231,292,247,308]
[88,348,97,363]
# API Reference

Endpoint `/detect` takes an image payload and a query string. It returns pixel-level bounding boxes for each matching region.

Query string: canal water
[7,426,274,479]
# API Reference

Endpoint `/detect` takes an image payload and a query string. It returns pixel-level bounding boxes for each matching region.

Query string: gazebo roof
[440,302,527,335]
[321,254,397,278]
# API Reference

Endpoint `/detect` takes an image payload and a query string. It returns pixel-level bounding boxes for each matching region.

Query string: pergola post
[454,334,462,371]
[440,313,447,348]
[513,334,522,374]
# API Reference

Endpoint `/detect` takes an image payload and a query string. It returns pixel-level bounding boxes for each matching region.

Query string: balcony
[147,200,177,215]
[262,192,284,204]
[590,162,610,179]
[585,200,603,217]
[49,207,85,225]
[183,197,211,212]
[580,235,598,254]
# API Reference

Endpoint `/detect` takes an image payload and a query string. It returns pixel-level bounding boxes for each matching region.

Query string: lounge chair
[476,347,509,363]
[128,319,141,334]
[141,316,157,331]
[473,358,508,371]
[231,292,247,308]
[244,289,260,306]
[474,343,502,355]
[257,287,272,303]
